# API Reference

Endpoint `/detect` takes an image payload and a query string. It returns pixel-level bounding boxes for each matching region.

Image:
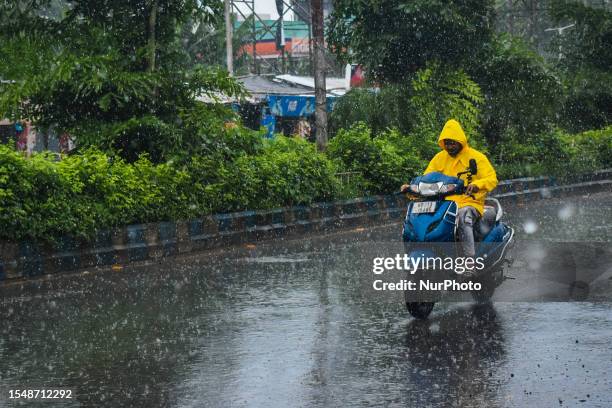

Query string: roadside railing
[335,171,361,185]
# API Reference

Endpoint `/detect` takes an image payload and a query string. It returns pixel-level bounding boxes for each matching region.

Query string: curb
[1,174,611,282]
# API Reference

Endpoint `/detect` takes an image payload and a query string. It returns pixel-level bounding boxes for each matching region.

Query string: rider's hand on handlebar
[400,184,410,193]
[465,183,479,196]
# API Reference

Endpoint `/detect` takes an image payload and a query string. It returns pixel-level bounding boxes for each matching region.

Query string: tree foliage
[469,34,562,144]
[328,0,495,82]
[548,0,612,132]
[0,0,245,162]
[549,0,612,72]
[330,63,484,152]
[327,123,425,195]
[409,64,483,139]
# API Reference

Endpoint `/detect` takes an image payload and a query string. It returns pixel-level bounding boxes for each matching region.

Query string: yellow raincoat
[424,120,498,215]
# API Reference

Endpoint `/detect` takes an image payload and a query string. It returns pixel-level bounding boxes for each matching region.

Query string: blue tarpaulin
[267,95,337,118]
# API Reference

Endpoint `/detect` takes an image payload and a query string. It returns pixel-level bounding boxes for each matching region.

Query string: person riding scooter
[401,119,498,270]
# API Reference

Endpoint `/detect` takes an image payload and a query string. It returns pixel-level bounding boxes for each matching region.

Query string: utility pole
[224,0,233,75]
[307,19,313,76]
[275,0,286,73]
[311,0,327,151]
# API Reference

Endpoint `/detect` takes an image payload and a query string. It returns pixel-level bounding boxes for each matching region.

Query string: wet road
[0,191,611,407]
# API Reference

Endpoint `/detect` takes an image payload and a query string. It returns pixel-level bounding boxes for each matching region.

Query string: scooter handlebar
[395,190,475,199]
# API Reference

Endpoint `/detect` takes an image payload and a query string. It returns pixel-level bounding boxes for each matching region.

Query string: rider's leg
[457,206,480,258]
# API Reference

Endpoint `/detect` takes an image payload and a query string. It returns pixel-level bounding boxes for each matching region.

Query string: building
[235,19,311,61]
[199,74,347,139]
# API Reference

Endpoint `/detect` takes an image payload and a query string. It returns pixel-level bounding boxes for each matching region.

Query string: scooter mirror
[469,159,478,175]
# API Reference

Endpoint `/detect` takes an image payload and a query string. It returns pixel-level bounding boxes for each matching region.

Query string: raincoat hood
[424,119,498,215]
[437,119,468,149]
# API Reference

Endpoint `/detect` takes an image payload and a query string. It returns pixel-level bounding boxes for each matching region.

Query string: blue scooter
[401,160,514,319]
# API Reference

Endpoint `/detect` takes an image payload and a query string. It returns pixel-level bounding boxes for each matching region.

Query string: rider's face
[443,139,462,157]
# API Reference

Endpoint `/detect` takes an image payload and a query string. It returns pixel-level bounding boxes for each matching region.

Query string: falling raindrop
[523,220,538,234]
[557,204,575,221]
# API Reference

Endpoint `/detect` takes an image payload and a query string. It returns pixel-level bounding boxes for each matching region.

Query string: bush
[258,136,339,206]
[377,128,435,167]
[0,146,197,242]
[559,70,612,133]
[493,126,612,179]
[197,136,340,211]
[327,123,425,195]
[75,103,249,164]
[0,132,340,243]
[0,146,92,241]
[569,126,612,170]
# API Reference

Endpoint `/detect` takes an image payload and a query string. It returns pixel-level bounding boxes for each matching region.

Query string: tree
[181,13,253,73]
[469,34,562,144]
[548,0,612,131]
[0,0,246,162]
[549,0,612,72]
[328,0,496,82]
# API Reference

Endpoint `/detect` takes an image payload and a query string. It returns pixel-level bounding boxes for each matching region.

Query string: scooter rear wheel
[406,302,435,319]
[471,273,496,303]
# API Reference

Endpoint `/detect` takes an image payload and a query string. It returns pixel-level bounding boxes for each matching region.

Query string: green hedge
[195,136,339,212]
[0,136,338,243]
[327,123,426,195]
[328,123,612,191]
[493,126,612,179]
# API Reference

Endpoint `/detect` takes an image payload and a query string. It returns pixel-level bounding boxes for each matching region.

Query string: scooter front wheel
[406,302,435,319]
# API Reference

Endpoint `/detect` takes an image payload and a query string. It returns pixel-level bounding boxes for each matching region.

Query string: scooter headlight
[418,181,443,196]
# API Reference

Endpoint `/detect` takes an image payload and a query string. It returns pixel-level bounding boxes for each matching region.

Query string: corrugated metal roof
[197,75,347,103]
[237,75,313,97]
[275,74,348,93]
[238,75,348,98]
